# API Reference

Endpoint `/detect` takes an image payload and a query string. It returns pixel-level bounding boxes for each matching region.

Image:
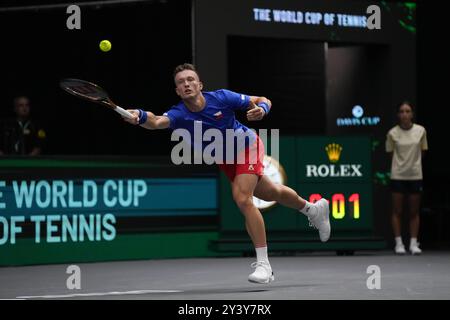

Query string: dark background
[0,0,191,156]
[229,37,326,135]
[416,0,450,247]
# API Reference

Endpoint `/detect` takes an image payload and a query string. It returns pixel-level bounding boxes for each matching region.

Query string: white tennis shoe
[307,198,331,242]
[248,261,274,284]
[409,243,422,255]
[394,244,406,255]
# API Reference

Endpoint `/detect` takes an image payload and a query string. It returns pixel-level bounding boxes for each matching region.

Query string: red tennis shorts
[217,136,265,182]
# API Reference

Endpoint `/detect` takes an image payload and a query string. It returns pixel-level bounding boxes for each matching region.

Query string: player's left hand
[247,101,265,121]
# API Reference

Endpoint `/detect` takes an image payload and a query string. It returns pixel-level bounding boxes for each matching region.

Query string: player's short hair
[173,63,201,81]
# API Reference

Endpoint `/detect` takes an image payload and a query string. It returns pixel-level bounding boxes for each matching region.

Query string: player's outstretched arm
[123,109,170,130]
[246,96,272,121]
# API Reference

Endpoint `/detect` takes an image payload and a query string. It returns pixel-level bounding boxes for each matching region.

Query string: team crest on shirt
[214,111,223,120]
[248,164,254,171]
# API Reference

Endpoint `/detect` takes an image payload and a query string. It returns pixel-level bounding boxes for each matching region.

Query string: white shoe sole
[248,274,275,284]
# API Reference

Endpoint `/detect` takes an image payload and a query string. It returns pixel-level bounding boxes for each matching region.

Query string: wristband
[138,109,147,125]
[257,102,270,115]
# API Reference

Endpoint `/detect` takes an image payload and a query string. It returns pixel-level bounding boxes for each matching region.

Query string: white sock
[255,246,270,264]
[395,236,403,246]
[410,238,418,247]
[299,201,317,217]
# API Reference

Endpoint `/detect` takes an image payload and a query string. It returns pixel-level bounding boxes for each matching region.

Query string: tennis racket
[60,78,134,119]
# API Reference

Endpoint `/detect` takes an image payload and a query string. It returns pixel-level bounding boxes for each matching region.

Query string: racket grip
[115,106,134,119]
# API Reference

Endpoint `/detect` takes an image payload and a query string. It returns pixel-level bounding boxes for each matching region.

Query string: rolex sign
[297,137,371,183]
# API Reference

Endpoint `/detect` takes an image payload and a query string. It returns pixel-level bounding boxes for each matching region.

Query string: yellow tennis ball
[99,40,111,52]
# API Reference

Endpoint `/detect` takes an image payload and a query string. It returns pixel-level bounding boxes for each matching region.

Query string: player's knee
[233,192,254,211]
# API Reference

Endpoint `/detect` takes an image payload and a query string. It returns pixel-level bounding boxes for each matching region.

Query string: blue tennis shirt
[163,89,258,162]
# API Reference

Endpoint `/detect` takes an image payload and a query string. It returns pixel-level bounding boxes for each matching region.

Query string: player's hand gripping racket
[60,78,134,119]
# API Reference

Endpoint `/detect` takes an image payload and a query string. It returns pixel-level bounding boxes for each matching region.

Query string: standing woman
[386,101,428,255]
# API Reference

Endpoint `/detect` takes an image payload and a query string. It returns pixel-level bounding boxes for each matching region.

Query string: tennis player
[123,63,330,284]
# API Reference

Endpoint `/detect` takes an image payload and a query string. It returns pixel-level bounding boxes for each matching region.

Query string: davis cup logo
[337,105,380,127]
